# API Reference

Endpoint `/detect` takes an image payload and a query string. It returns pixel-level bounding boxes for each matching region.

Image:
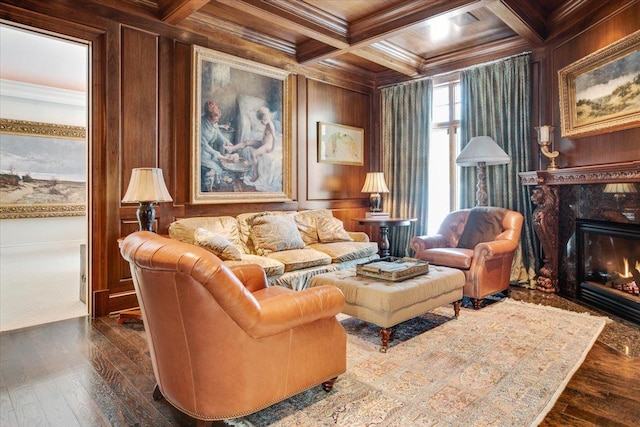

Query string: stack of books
[365,211,390,219]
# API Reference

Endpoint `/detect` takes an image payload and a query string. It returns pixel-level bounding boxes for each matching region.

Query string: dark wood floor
[1,291,639,426]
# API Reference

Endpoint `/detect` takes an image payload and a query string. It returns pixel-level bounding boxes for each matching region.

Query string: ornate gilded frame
[559,30,640,138]
[0,118,86,219]
[191,46,294,204]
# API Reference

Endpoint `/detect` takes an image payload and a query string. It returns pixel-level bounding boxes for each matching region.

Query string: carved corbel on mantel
[530,186,559,293]
[519,161,640,294]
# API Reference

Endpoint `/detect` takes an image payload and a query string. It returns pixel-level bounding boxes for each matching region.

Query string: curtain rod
[378,51,532,89]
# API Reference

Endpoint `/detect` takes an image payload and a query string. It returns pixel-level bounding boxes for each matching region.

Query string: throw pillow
[457,207,506,249]
[317,216,353,243]
[250,214,306,255]
[194,228,242,261]
[294,209,333,245]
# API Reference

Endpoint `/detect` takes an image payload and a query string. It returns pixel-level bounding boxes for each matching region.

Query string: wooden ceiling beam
[158,0,209,24]
[355,42,423,77]
[187,11,297,56]
[485,0,546,45]
[214,0,349,48]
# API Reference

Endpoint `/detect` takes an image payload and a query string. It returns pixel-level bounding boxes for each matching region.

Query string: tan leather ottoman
[310,266,466,352]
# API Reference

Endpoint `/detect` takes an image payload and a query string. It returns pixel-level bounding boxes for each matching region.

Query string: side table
[356,217,417,257]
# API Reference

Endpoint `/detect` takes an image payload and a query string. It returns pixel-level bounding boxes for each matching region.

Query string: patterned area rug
[226,299,606,427]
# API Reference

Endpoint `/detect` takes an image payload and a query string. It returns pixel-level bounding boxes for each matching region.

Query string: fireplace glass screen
[577,219,640,324]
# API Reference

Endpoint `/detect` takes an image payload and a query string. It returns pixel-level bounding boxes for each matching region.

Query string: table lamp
[122,168,173,231]
[604,183,637,209]
[456,136,510,206]
[361,172,389,212]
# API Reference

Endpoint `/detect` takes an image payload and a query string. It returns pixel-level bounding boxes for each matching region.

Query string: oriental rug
[226,299,607,427]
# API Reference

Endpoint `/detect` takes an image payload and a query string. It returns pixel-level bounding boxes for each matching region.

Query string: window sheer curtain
[460,54,536,286]
[381,79,432,257]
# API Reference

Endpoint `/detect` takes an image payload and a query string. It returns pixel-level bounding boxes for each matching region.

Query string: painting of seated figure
[191,45,293,204]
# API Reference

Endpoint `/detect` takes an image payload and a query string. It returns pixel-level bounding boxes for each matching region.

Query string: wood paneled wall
[548,1,640,167]
[1,0,373,315]
[3,0,638,316]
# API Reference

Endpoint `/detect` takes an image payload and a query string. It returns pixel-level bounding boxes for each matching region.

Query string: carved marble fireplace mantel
[519,161,640,294]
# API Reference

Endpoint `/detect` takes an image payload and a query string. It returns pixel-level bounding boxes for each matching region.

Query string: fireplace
[576,219,640,325]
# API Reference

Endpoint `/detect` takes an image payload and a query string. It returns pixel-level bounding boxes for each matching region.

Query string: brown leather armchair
[120,232,346,425]
[410,207,523,309]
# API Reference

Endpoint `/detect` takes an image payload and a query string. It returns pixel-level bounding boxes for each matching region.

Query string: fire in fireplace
[576,219,640,325]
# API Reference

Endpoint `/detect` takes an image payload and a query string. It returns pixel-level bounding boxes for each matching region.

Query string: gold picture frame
[317,122,364,166]
[191,46,294,204]
[0,118,86,219]
[559,30,640,138]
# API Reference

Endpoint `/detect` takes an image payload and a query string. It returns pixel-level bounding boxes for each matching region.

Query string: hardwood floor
[1,292,638,426]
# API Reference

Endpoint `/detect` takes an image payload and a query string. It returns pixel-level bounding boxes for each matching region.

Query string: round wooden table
[356,217,417,257]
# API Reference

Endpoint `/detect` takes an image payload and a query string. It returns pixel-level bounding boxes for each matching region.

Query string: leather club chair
[410,207,523,309]
[120,231,347,425]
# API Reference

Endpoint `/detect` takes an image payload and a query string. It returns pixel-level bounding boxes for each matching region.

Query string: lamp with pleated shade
[361,172,389,212]
[122,168,173,231]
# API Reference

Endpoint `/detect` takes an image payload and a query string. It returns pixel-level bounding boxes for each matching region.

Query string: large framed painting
[317,122,364,166]
[191,46,294,204]
[0,118,86,219]
[559,30,640,138]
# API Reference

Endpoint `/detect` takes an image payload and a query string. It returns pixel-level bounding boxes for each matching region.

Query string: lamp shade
[122,168,173,203]
[603,183,637,194]
[456,136,511,166]
[361,172,389,194]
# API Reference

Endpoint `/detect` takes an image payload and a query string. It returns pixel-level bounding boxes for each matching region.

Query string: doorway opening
[0,23,90,331]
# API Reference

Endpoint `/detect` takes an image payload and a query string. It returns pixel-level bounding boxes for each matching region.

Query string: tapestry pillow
[294,209,333,245]
[168,216,239,246]
[250,214,306,255]
[193,228,242,261]
[317,216,353,243]
[457,207,506,249]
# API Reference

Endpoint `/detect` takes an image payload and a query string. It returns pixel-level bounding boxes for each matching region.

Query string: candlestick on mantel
[536,125,559,171]
[539,125,550,143]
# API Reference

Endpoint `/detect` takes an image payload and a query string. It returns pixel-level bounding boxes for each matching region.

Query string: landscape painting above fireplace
[559,30,640,138]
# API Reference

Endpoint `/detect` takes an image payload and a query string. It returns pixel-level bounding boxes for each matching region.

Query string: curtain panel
[381,79,432,257]
[460,54,537,286]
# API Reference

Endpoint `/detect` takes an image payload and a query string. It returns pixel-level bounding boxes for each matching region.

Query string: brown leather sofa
[410,207,523,309]
[120,231,347,425]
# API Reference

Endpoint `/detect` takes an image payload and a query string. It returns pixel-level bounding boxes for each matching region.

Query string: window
[428,80,460,234]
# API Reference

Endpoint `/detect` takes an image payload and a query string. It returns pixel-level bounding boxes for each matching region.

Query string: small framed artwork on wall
[317,122,364,166]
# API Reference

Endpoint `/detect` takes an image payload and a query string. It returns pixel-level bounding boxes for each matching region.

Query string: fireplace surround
[520,160,640,321]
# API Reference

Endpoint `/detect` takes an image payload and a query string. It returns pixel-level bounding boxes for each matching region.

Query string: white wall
[0,79,86,126]
[0,216,86,247]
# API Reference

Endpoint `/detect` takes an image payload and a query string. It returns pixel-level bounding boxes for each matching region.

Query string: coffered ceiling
[122,0,617,85]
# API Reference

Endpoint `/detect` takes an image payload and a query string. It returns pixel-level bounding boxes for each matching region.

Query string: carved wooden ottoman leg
[453,300,461,318]
[379,327,392,353]
[472,298,482,310]
[322,377,337,392]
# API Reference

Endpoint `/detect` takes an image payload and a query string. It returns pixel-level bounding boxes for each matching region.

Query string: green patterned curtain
[381,79,432,257]
[460,54,536,286]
